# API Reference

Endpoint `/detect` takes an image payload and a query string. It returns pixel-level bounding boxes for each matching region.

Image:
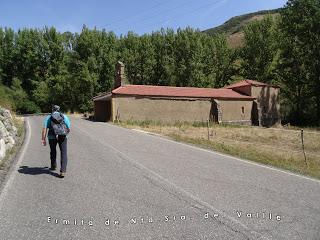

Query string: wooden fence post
[301,129,308,167]
[207,119,210,140]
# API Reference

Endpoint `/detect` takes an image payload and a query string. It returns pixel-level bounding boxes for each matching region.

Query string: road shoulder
[0,117,28,197]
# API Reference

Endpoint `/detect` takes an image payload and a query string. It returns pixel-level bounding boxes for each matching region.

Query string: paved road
[0,116,319,240]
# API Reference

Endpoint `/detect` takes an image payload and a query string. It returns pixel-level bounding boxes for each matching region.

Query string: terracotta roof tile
[111,85,255,100]
[225,79,279,89]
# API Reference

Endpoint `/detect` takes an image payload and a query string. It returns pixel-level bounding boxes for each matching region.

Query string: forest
[0,0,319,126]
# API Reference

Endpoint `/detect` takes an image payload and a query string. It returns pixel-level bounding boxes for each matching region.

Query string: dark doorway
[105,100,111,121]
[94,99,112,122]
[251,101,260,126]
[210,100,219,123]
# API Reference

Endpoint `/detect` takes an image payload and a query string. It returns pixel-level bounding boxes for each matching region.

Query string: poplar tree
[240,15,278,83]
[277,0,320,125]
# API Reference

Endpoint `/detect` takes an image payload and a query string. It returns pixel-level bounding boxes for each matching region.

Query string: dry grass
[227,32,245,49]
[0,116,25,170]
[116,120,320,179]
[13,116,24,138]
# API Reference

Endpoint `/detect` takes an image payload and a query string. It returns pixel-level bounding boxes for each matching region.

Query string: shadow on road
[18,166,60,178]
[82,116,97,122]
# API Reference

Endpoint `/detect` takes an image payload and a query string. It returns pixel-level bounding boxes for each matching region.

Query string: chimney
[114,61,125,89]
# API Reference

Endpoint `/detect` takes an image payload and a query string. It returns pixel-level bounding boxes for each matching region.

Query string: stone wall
[0,107,18,161]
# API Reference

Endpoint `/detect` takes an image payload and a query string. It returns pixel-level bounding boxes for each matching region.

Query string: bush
[8,78,41,114]
[15,100,41,114]
[0,84,14,110]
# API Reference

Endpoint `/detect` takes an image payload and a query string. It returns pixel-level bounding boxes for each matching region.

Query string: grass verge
[115,120,320,180]
[0,116,25,170]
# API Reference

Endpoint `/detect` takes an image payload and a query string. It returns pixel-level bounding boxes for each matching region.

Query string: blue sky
[0,0,287,35]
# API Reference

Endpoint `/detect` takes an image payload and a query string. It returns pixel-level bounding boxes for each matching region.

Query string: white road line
[130,128,320,184]
[0,118,31,209]
[73,123,269,240]
[131,128,163,137]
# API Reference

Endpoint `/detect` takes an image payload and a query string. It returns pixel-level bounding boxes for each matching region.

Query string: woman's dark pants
[49,136,68,173]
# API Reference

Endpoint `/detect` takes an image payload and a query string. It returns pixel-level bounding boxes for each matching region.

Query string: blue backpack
[50,112,68,136]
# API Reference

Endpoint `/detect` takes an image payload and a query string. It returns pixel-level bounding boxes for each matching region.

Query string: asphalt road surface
[0,116,319,240]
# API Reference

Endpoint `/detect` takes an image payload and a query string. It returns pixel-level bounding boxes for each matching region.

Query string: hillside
[204,9,281,48]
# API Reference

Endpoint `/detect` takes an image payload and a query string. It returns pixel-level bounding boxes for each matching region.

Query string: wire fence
[207,134,320,158]
[200,121,320,166]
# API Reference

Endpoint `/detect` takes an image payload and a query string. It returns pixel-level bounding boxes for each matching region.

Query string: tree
[96,30,118,93]
[11,78,40,114]
[150,29,176,86]
[0,28,4,84]
[277,0,320,125]
[204,34,235,88]
[118,31,142,84]
[0,28,16,86]
[240,15,278,83]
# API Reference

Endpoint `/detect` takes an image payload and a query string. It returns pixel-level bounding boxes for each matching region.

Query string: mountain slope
[204,9,281,48]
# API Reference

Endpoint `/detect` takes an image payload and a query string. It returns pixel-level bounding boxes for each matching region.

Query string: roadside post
[207,120,210,140]
[301,129,308,167]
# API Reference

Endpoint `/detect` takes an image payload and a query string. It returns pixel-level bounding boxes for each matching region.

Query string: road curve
[0,116,319,240]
